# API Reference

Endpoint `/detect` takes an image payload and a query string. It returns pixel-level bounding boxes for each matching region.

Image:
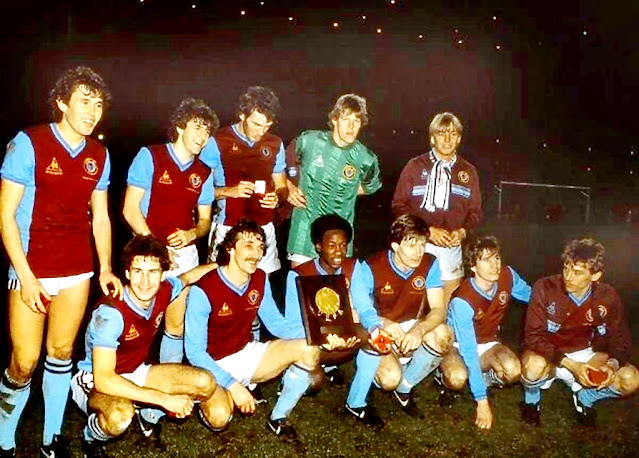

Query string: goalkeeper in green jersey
[285,94,382,267]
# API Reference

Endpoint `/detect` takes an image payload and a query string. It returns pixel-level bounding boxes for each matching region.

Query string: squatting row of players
[0,66,637,457]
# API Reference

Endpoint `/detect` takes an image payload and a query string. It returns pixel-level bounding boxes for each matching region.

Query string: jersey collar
[218,267,250,296]
[50,123,87,158]
[387,250,415,280]
[123,287,156,319]
[166,143,194,171]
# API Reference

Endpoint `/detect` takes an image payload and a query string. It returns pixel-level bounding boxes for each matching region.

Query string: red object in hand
[370,332,392,355]
[587,368,608,385]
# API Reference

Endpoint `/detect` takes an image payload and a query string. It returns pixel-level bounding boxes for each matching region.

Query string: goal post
[496,181,591,224]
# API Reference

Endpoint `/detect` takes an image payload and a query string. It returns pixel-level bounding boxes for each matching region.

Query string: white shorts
[71,363,152,414]
[8,271,94,296]
[211,222,280,274]
[453,340,500,357]
[167,245,199,277]
[216,341,269,387]
[287,253,314,265]
[425,243,463,281]
[542,347,595,392]
[395,319,417,365]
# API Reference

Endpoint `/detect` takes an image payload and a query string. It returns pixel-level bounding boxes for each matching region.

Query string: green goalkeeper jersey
[287,130,382,258]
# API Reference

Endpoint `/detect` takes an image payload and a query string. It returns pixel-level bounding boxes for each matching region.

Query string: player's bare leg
[375,354,402,391]
[145,364,216,400]
[87,392,136,439]
[199,388,234,430]
[481,344,521,385]
[520,349,553,425]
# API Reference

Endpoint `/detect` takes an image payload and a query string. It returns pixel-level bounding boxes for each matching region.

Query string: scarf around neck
[420,149,457,212]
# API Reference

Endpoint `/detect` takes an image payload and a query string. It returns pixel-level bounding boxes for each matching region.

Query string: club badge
[84,158,99,176]
[498,291,509,305]
[248,289,260,305]
[342,164,356,180]
[457,170,469,183]
[261,147,272,158]
[412,276,425,290]
[154,312,164,328]
[189,173,202,189]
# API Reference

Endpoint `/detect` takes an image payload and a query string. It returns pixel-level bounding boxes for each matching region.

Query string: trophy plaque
[295,274,356,346]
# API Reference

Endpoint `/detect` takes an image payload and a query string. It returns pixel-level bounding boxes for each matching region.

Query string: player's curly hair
[562,238,605,273]
[49,66,111,121]
[327,94,369,128]
[122,235,172,274]
[389,214,429,245]
[463,235,501,275]
[216,219,266,267]
[428,112,463,137]
[237,86,281,123]
[310,214,353,246]
[168,98,219,142]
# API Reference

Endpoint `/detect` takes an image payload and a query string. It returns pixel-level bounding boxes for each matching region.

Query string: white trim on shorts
[452,340,500,357]
[211,222,280,273]
[541,347,595,392]
[395,319,418,365]
[8,271,94,296]
[216,341,270,387]
[425,243,463,281]
[167,244,199,277]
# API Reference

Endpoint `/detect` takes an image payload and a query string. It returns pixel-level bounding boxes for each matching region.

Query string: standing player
[439,236,531,429]
[123,97,218,277]
[365,214,453,416]
[286,94,382,267]
[200,86,287,274]
[71,235,218,456]
[184,220,320,442]
[259,214,388,427]
[520,238,639,426]
[0,67,121,457]
[392,112,482,302]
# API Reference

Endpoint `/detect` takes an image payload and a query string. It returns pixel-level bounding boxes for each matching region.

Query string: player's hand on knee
[161,393,194,418]
[21,276,51,314]
[398,329,422,354]
[475,399,493,430]
[229,382,256,415]
[99,270,123,299]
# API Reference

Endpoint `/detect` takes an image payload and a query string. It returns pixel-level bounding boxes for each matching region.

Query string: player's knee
[103,403,135,437]
[446,367,467,391]
[47,346,73,361]
[521,354,549,382]
[9,358,38,382]
[376,366,402,391]
[193,371,217,400]
[425,324,454,355]
[615,365,639,396]
[500,358,522,384]
[308,368,325,394]
[300,344,320,369]
[203,402,233,430]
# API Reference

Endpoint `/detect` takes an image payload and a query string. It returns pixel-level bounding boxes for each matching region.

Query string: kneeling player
[521,238,639,426]
[71,236,217,456]
[185,220,320,442]
[260,214,389,427]
[365,214,454,416]
[439,236,531,429]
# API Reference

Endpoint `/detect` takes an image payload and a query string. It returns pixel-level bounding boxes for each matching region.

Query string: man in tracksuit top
[440,236,531,429]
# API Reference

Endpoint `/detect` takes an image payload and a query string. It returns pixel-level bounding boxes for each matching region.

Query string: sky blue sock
[270,364,312,421]
[160,332,184,363]
[346,350,381,409]
[0,370,31,450]
[521,374,547,405]
[140,407,165,424]
[577,386,622,408]
[84,413,111,442]
[396,344,442,395]
[43,356,73,445]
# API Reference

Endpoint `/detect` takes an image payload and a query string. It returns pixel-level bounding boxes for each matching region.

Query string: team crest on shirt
[159,170,172,184]
[189,173,202,189]
[248,289,260,305]
[412,276,425,290]
[124,324,140,341]
[585,309,594,323]
[498,291,509,305]
[597,305,608,318]
[232,144,239,152]
[342,165,356,180]
[154,312,165,328]
[46,157,63,175]
[546,320,560,333]
[218,303,233,316]
[83,158,99,176]
[457,170,469,183]
[546,302,556,316]
[381,282,394,294]
[261,147,272,158]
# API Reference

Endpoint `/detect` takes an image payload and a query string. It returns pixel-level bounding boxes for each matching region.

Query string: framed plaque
[295,274,356,346]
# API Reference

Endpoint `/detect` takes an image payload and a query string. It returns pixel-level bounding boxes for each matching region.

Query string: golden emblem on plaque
[315,287,343,321]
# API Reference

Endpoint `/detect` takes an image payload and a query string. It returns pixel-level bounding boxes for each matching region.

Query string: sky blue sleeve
[448,298,487,401]
[89,305,125,349]
[259,276,304,339]
[126,147,154,189]
[425,258,444,289]
[184,286,236,390]
[509,266,532,303]
[351,261,381,333]
[197,171,215,205]
[273,142,286,174]
[95,149,111,190]
[199,138,225,186]
[166,276,184,302]
[1,132,35,186]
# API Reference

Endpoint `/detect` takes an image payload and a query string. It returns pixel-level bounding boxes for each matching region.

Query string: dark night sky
[1,0,638,204]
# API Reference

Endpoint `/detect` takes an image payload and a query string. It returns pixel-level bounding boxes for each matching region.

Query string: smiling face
[563,262,602,298]
[239,110,273,143]
[316,229,349,274]
[229,232,266,275]
[431,127,461,161]
[391,235,428,271]
[125,255,166,308]
[56,85,104,142]
[331,109,362,147]
[176,118,210,157]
